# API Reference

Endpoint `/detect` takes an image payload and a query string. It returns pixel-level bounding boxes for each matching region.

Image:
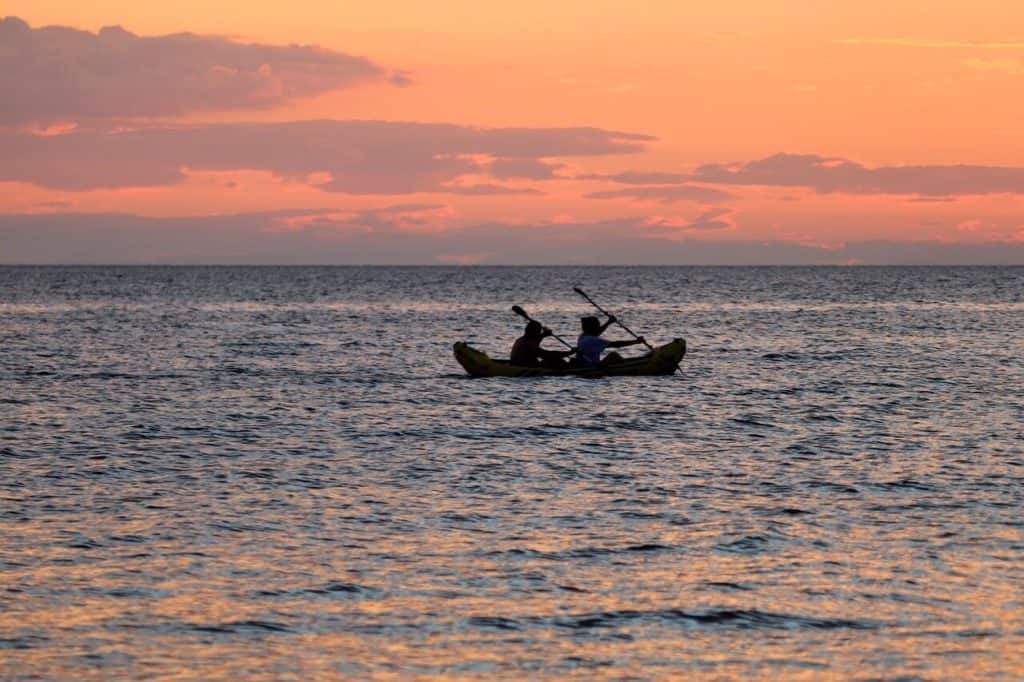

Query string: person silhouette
[576,315,644,366]
[510,320,575,368]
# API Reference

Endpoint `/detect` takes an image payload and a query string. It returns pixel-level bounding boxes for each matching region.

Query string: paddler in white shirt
[576,315,645,367]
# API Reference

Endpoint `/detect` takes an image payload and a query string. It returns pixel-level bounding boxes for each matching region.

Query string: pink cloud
[693,153,1024,196]
[488,158,564,180]
[683,207,735,231]
[585,185,735,203]
[444,184,544,196]
[0,16,400,124]
[578,171,691,184]
[0,120,652,194]
[644,207,734,234]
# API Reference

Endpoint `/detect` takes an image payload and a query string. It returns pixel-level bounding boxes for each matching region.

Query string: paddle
[573,287,655,352]
[511,305,574,350]
[574,286,684,373]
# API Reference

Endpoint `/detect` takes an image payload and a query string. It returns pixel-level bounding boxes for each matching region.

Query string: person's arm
[606,337,644,349]
[598,315,616,335]
[538,328,575,357]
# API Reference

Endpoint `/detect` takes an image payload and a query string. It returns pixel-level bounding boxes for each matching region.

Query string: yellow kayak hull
[453,338,686,377]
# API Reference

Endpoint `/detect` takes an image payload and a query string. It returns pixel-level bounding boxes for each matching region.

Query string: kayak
[453,338,686,378]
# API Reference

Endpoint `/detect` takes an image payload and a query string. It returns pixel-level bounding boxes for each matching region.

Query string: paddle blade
[511,305,530,320]
[573,287,585,296]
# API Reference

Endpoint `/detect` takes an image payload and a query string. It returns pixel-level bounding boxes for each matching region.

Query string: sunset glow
[3,1,1023,263]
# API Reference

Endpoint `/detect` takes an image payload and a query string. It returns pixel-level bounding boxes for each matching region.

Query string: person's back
[510,332,542,367]
[510,320,574,368]
[576,332,608,366]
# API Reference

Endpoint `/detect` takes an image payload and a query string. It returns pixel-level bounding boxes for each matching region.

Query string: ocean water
[1,265,1022,681]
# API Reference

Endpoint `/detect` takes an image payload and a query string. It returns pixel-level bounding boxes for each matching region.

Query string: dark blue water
[2,266,1022,680]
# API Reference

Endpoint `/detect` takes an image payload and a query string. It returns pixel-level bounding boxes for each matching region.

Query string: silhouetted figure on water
[510,321,576,368]
[576,315,645,367]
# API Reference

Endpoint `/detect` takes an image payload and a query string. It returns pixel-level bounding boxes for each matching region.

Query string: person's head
[524,320,544,338]
[581,316,601,335]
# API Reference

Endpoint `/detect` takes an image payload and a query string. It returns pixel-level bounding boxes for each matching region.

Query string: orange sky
[3,1,1024,262]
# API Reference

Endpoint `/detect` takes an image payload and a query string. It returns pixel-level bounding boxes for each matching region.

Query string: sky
[2,1,1024,264]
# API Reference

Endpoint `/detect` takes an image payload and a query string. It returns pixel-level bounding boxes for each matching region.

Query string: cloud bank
[0,120,653,193]
[3,210,1022,265]
[0,16,399,124]
[693,153,1024,196]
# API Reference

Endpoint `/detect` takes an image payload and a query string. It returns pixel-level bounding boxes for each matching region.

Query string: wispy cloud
[0,16,403,124]
[577,171,691,184]
[839,38,1024,50]
[444,184,544,196]
[682,207,735,231]
[962,58,1024,74]
[643,207,735,235]
[488,158,564,180]
[585,185,735,204]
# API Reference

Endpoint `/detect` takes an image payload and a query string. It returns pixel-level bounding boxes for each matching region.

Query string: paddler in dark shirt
[510,321,575,368]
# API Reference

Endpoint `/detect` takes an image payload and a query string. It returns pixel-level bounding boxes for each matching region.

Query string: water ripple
[1,265,1022,680]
